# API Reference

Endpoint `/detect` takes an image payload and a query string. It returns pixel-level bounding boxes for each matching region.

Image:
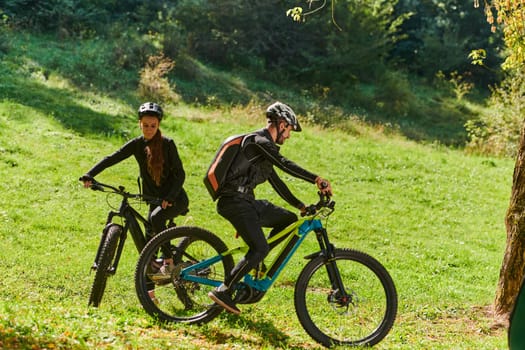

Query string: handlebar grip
[320,181,328,189]
[301,204,317,217]
[79,175,93,182]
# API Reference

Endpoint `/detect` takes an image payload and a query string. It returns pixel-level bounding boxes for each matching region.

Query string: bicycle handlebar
[79,177,162,205]
[301,191,335,217]
[80,176,332,215]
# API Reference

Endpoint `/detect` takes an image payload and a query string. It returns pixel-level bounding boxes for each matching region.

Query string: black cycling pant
[217,195,297,290]
[147,189,189,258]
[146,190,189,291]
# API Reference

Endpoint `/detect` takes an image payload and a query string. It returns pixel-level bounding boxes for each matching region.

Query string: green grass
[0,69,513,349]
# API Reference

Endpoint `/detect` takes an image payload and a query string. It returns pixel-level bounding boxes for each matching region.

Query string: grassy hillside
[0,30,485,147]
[0,64,514,350]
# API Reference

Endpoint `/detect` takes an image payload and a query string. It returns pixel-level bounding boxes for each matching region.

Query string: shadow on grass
[198,311,322,349]
[1,76,133,137]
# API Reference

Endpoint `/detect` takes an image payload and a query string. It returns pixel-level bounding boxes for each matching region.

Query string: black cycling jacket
[219,128,317,209]
[85,135,186,203]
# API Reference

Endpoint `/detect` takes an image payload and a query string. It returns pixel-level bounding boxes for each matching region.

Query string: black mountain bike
[84,179,179,307]
[134,191,397,347]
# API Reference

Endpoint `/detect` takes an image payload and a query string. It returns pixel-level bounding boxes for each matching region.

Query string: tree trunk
[495,122,525,317]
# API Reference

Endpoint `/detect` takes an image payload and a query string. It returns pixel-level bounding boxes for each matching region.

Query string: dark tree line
[2,0,502,88]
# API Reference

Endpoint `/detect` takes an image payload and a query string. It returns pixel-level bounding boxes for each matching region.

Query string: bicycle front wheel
[135,226,234,324]
[294,248,397,347]
[88,224,121,307]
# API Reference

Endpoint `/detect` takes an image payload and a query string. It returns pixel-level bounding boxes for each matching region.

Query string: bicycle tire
[88,224,122,307]
[135,226,234,324]
[294,248,397,347]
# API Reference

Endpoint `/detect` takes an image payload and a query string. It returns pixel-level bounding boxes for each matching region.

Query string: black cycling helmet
[138,102,163,120]
[266,101,301,132]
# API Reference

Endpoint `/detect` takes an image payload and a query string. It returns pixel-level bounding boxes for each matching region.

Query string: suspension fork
[106,223,127,275]
[314,227,349,298]
[92,210,120,269]
[105,211,145,275]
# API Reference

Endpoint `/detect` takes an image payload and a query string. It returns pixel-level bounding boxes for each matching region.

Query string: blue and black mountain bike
[134,191,397,347]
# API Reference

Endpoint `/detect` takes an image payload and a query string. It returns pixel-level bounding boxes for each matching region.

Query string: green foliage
[466,69,525,157]
[463,0,525,158]
[2,26,484,148]
[286,7,304,22]
[435,71,475,101]
[373,70,414,116]
[166,0,408,89]
[483,0,525,69]
[293,0,407,85]
[2,0,174,38]
[108,27,159,72]
[3,0,503,92]
[394,0,502,88]
[469,49,488,67]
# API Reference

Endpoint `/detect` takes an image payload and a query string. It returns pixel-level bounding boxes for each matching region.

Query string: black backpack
[203,133,248,201]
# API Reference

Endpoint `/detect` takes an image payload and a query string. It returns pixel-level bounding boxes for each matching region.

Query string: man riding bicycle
[208,101,332,314]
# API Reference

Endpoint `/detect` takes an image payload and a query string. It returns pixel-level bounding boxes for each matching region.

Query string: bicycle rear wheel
[135,226,234,324]
[294,248,397,347]
[88,224,121,307]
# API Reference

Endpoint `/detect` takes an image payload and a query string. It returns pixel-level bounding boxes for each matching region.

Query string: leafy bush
[435,71,475,101]
[373,70,414,117]
[465,70,525,157]
[108,27,160,74]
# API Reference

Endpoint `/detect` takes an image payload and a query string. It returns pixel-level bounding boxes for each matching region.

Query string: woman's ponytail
[145,130,164,186]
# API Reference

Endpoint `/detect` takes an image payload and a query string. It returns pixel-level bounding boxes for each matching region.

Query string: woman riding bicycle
[208,101,332,314]
[80,102,189,301]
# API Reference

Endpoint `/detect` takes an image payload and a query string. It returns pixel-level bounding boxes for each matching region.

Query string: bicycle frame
[180,205,345,294]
